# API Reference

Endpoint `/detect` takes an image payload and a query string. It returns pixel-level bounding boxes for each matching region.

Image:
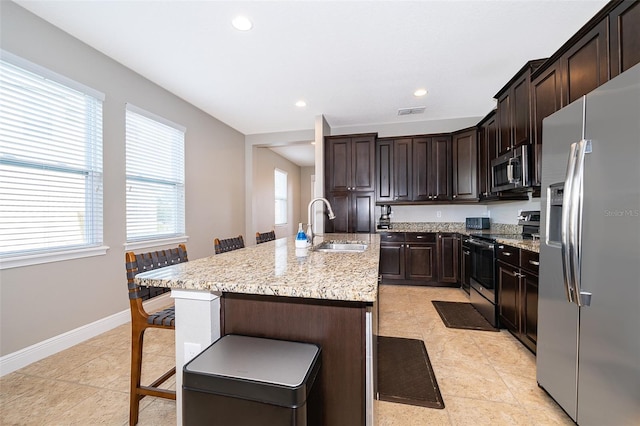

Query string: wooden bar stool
[125,244,188,425]
[214,235,245,254]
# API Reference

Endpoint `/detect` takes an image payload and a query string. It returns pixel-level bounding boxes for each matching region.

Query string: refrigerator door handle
[571,139,593,307]
[562,142,578,304]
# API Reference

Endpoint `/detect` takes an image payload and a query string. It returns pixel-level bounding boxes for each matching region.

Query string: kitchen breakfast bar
[134,234,381,426]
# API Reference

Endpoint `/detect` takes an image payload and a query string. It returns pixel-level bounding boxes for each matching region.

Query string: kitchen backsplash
[385,197,541,225]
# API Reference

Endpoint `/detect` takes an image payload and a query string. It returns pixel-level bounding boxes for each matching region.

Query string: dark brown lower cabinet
[405,240,437,282]
[378,233,405,280]
[497,245,539,353]
[437,233,459,283]
[379,232,459,287]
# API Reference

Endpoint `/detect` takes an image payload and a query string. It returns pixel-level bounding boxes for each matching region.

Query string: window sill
[0,245,110,270]
[124,236,189,252]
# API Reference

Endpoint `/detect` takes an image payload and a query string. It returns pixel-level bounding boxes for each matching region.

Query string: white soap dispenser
[295,223,308,248]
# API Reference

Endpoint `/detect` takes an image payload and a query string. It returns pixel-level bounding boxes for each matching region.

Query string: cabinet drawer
[379,232,405,243]
[497,244,520,266]
[521,250,540,275]
[405,232,436,243]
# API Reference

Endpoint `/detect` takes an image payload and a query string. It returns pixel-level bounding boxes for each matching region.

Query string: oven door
[468,238,496,301]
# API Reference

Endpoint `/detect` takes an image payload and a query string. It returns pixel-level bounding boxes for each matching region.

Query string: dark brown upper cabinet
[495,60,547,157]
[531,61,563,187]
[610,0,640,78]
[376,135,451,203]
[561,17,609,105]
[325,134,375,193]
[452,128,478,201]
[477,111,498,200]
[325,134,376,233]
[414,135,452,202]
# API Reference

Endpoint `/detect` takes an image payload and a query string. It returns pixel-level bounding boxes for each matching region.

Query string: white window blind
[126,104,185,242]
[0,53,104,258]
[274,168,287,225]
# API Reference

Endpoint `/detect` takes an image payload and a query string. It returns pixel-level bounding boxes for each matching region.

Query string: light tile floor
[1,285,572,425]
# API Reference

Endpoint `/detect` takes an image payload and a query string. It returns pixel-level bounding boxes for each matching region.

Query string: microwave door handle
[562,142,578,304]
[571,139,592,307]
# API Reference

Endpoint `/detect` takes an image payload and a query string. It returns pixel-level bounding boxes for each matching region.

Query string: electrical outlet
[184,342,201,362]
[436,210,442,218]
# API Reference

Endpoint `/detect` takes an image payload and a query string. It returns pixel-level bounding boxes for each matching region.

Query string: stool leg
[130,325,145,425]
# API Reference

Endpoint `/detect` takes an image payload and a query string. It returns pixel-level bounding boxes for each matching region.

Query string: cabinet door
[412,137,430,201]
[452,130,478,201]
[405,243,437,282]
[393,138,412,201]
[430,135,452,201]
[512,74,531,148]
[531,62,562,186]
[610,0,640,78]
[325,192,350,233]
[438,234,459,283]
[326,137,351,192]
[351,192,375,233]
[562,18,609,105]
[498,261,519,333]
[376,139,393,202]
[351,136,375,192]
[522,272,538,353]
[497,93,512,155]
[479,114,498,198]
[379,243,405,280]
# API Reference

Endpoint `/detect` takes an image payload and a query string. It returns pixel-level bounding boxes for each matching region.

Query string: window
[0,51,105,266]
[125,104,185,244]
[274,169,287,225]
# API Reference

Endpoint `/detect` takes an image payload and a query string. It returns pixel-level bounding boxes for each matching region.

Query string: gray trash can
[183,334,322,426]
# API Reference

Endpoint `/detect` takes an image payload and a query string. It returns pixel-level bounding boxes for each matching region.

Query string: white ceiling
[14,0,608,166]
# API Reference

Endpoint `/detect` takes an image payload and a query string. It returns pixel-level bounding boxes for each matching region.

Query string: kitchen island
[134,233,380,426]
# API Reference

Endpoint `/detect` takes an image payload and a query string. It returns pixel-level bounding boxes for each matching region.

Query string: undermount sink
[312,241,368,253]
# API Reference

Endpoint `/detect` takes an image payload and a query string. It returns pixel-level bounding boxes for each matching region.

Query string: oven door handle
[467,239,494,250]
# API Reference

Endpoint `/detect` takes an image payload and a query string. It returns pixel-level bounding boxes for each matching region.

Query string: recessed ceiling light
[232,16,252,31]
[414,89,428,97]
[295,100,307,108]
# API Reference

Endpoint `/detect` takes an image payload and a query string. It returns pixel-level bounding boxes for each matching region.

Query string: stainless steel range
[467,211,540,328]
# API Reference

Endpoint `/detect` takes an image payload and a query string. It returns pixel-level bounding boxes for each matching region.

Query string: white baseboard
[0,293,172,377]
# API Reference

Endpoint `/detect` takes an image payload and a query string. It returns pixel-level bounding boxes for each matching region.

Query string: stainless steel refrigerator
[537,63,640,425]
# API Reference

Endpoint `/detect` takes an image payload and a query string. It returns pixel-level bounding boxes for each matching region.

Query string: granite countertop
[134,233,380,303]
[378,222,540,253]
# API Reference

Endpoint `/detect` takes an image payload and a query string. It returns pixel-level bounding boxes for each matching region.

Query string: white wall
[253,147,302,239]
[300,167,315,225]
[389,204,487,223]
[0,3,245,357]
[487,197,541,224]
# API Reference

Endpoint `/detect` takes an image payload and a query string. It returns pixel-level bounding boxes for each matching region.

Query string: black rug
[377,336,444,409]
[432,301,499,332]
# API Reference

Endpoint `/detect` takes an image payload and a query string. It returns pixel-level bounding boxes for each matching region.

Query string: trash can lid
[185,334,320,388]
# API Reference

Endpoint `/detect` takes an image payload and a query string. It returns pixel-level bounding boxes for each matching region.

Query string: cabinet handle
[516,273,526,278]
[503,252,512,256]
[453,194,457,199]
[498,245,504,249]
[463,250,471,255]
[416,235,424,239]
[529,260,540,266]
[406,244,410,248]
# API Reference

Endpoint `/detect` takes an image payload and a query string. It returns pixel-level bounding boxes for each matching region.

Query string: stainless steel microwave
[491,145,530,192]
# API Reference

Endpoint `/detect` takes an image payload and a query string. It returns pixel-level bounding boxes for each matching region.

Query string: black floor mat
[377,336,444,409]
[432,301,499,332]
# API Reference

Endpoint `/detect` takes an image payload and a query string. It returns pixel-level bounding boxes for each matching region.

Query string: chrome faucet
[307,197,336,246]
